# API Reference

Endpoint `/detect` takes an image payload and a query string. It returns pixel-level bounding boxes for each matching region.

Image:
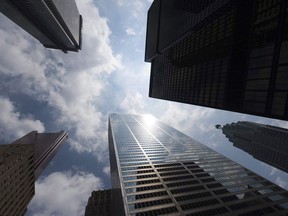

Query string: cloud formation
[0,97,45,141]
[0,0,122,159]
[28,171,102,216]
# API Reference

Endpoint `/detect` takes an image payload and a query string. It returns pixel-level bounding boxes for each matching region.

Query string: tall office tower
[12,130,68,178]
[0,144,34,216]
[85,189,112,216]
[0,0,82,53]
[0,131,67,216]
[218,121,288,173]
[109,114,288,215]
[145,0,288,121]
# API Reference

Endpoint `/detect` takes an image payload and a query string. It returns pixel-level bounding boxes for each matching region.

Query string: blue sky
[0,0,287,215]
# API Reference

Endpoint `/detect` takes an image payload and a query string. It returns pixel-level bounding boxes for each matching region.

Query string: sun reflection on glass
[143,114,156,128]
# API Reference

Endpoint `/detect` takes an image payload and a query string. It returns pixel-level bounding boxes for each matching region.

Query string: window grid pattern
[148,0,288,121]
[222,121,288,173]
[0,144,35,216]
[109,114,288,215]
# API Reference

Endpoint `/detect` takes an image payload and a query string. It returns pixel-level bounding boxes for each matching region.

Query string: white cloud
[160,103,215,135]
[60,0,122,73]
[114,0,146,19]
[0,0,122,160]
[28,171,102,216]
[125,27,136,35]
[120,91,145,113]
[0,97,45,141]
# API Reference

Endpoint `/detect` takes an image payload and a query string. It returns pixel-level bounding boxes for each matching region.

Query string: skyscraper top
[0,0,82,53]
[1,130,67,215]
[220,121,288,173]
[12,130,68,178]
[108,114,288,215]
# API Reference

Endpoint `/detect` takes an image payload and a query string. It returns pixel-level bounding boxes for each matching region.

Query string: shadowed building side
[12,130,68,179]
[0,0,82,53]
[84,189,113,216]
[0,144,34,216]
[0,130,67,216]
[145,0,288,121]
[218,121,288,173]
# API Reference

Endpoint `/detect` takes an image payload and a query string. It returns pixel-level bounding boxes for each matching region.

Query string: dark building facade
[0,0,82,53]
[219,121,288,173]
[108,114,288,215]
[0,131,67,215]
[85,189,112,216]
[12,130,68,178]
[145,0,288,121]
[0,144,34,216]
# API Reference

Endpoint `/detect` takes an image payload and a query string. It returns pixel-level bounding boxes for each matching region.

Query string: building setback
[145,0,288,121]
[0,131,67,216]
[0,0,82,53]
[108,114,288,215]
[218,121,288,173]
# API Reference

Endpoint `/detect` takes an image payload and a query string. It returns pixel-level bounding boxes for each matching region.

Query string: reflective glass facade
[146,0,288,121]
[221,121,288,173]
[109,114,288,215]
[0,0,82,53]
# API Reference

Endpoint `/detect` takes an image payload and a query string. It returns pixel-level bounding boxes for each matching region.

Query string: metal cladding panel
[0,0,82,52]
[0,0,55,45]
[145,0,161,62]
[49,0,81,46]
[158,0,193,52]
[158,0,230,52]
[148,0,288,121]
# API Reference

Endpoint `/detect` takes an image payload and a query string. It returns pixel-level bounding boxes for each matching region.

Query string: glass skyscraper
[108,114,288,215]
[0,0,82,53]
[0,130,67,215]
[218,121,288,174]
[145,0,288,121]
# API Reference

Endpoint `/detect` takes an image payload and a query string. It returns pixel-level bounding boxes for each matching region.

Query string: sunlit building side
[108,114,288,215]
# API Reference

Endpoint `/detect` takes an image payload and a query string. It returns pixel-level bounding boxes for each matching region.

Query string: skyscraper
[0,131,67,216]
[218,121,288,173]
[0,144,34,216]
[145,0,288,121]
[85,189,113,216]
[108,114,288,215]
[0,0,82,53]
[12,130,68,178]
